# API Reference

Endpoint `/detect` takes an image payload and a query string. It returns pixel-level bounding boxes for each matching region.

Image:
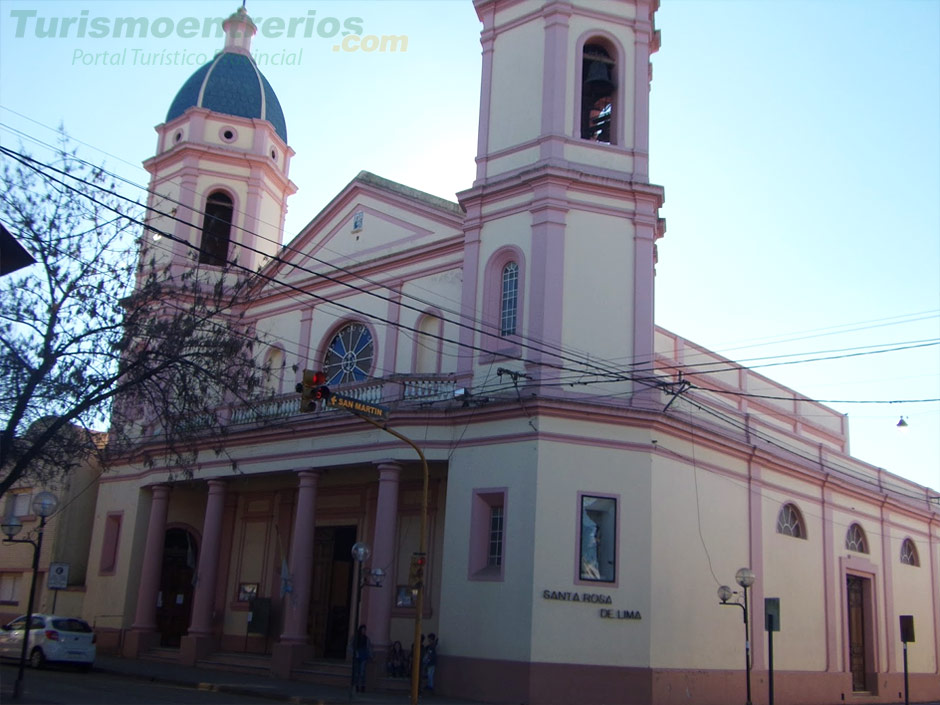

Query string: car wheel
[29,648,46,669]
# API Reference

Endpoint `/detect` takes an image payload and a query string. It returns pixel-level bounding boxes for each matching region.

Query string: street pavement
[3,655,939,705]
[1,654,476,705]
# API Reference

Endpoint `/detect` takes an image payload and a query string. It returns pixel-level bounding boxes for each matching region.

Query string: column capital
[374,460,403,473]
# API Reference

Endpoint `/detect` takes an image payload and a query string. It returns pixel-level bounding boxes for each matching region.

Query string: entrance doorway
[846,575,871,692]
[156,528,197,647]
[308,526,356,659]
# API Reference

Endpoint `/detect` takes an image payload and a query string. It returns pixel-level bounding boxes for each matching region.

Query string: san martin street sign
[327,393,389,420]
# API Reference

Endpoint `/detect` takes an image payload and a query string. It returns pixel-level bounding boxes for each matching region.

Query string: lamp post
[718,567,756,705]
[349,541,385,700]
[1,490,58,700]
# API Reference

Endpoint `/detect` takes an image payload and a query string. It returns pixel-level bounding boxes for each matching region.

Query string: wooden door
[846,575,867,692]
[156,528,196,648]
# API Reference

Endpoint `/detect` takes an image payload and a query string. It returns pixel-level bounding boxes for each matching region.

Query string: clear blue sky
[1,0,937,492]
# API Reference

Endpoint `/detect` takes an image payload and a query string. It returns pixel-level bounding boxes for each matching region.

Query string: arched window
[845,523,868,554]
[198,191,234,266]
[500,262,519,337]
[323,322,375,385]
[900,538,919,566]
[581,42,616,144]
[776,503,806,539]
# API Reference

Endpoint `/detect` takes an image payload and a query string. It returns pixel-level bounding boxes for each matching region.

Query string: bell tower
[139,7,297,278]
[457,0,665,400]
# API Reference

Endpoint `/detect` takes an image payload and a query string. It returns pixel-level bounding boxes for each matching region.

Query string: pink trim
[298,308,313,372]
[822,483,838,670]
[748,456,765,669]
[468,487,507,581]
[473,10,496,183]
[526,183,566,378]
[539,3,570,151]
[188,479,227,637]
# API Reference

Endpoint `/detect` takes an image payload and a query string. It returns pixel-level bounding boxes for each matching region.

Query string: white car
[0,614,96,670]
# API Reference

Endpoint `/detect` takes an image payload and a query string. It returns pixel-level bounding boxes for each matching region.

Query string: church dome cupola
[165,7,288,143]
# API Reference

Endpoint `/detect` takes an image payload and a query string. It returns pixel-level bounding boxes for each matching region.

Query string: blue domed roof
[166,51,288,143]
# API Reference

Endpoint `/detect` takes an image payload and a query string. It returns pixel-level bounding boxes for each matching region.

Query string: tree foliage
[0,137,272,497]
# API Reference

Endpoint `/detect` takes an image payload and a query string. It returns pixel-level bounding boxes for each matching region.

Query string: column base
[271,641,313,679]
[180,634,219,666]
[122,629,160,658]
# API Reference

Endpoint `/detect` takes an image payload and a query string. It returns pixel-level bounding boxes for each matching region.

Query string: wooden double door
[308,526,356,659]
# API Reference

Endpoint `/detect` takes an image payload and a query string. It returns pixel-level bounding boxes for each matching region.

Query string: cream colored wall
[562,209,635,366]
[439,437,538,663]
[530,436,653,667]
[649,446,751,669]
[759,481,828,670]
[486,21,544,155]
[83,478,152,632]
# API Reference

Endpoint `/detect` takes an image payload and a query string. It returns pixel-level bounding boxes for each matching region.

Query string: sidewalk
[93,654,476,705]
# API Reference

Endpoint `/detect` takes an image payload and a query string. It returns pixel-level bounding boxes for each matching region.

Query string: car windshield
[50,618,92,633]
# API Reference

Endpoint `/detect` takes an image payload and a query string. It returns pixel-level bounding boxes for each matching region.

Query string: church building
[78,3,939,704]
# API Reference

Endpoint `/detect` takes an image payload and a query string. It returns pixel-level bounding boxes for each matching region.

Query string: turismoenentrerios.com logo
[7,8,410,64]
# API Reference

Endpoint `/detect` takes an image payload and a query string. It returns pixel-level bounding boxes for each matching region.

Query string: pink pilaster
[272,470,320,677]
[132,484,170,632]
[188,480,226,636]
[124,484,170,657]
[180,479,226,664]
[280,470,320,643]
[366,461,401,649]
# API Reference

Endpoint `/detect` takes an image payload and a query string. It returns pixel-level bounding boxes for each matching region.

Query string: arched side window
[414,313,442,374]
[198,191,234,266]
[900,538,920,566]
[483,247,525,347]
[323,322,375,386]
[775,503,806,539]
[845,523,869,554]
[500,262,519,337]
[580,40,617,144]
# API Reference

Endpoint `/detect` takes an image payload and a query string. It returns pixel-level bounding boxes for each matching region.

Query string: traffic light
[408,552,426,591]
[296,370,329,412]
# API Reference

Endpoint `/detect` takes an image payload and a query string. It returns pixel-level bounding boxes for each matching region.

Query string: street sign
[765,597,780,632]
[48,562,69,590]
[328,393,389,420]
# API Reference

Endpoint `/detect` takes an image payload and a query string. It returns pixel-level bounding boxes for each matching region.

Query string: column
[125,484,170,656]
[272,470,320,678]
[366,461,401,649]
[180,480,226,664]
[280,470,320,642]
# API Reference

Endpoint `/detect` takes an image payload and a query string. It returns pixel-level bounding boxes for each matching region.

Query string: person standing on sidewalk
[424,633,438,694]
[352,624,372,693]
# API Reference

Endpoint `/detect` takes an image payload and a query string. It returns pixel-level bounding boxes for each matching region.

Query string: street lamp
[1,490,58,700]
[718,566,756,705]
[349,542,386,699]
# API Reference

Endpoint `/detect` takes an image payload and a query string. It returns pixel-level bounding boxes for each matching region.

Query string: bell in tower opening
[581,44,616,143]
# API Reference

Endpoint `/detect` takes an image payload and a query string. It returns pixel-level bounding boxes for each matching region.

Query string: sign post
[765,598,780,705]
[900,615,915,705]
[47,562,69,613]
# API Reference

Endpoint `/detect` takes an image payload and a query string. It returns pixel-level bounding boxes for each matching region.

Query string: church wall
[530,437,653,668]
[485,21,544,155]
[561,209,636,365]
[439,438,539,663]
[649,445,751,670]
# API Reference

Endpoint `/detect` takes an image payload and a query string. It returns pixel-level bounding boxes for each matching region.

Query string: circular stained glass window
[323,323,374,386]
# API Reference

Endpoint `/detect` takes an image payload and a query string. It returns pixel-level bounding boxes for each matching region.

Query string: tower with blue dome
[141,6,296,275]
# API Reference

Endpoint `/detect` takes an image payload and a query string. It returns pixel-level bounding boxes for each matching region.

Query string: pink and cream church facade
[76,3,938,704]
